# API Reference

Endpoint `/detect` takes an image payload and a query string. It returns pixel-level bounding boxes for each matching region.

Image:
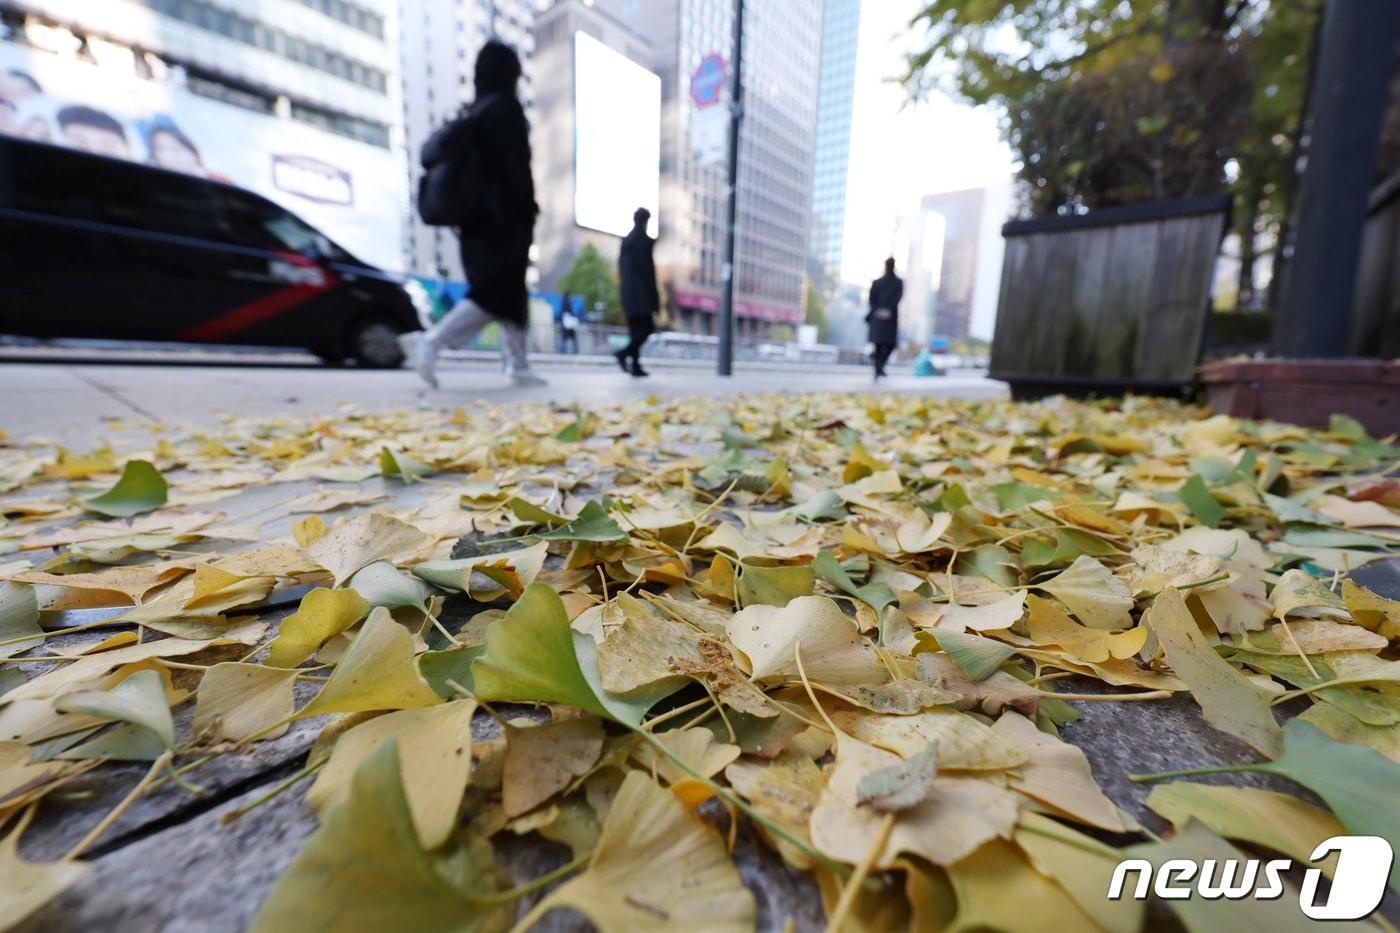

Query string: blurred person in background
[616,207,658,378]
[558,291,580,354]
[403,40,543,388]
[866,257,902,382]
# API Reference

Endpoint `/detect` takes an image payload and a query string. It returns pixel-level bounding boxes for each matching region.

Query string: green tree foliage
[558,243,622,326]
[904,0,1320,308]
[802,279,829,341]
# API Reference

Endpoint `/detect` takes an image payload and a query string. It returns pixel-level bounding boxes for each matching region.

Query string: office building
[901,187,988,343]
[0,0,404,269]
[397,0,538,280]
[531,0,658,295]
[579,0,821,339]
[809,0,859,284]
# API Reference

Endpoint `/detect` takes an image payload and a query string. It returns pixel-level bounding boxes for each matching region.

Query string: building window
[133,0,388,93]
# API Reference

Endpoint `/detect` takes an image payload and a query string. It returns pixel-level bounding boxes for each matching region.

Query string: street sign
[690,54,726,109]
[690,103,728,164]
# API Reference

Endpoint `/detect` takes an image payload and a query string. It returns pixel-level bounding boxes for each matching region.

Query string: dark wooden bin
[990,194,1231,399]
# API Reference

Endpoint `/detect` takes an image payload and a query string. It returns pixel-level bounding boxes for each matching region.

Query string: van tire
[348,318,405,368]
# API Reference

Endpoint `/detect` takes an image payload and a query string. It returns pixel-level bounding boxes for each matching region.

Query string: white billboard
[0,41,404,271]
[573,32,660,238]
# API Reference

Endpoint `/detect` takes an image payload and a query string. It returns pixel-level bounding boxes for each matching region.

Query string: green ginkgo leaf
[930,629,1018,681]
[81,460,168,517]
[55,669,174,753]
[470,583,612,720]
[1136,718,1400,894]
[537,501,627,542]
[252,739,513,932]
[813,550,894,615]
[379,446,432,482]
[1178,474,1226,529]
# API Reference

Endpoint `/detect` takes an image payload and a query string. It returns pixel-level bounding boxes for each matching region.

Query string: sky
[839,0,1016,339]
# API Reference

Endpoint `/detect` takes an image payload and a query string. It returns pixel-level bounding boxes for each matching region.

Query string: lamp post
[717,0,745,376]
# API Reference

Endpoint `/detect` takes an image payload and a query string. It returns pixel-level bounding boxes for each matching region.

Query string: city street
[0,353,1004,446]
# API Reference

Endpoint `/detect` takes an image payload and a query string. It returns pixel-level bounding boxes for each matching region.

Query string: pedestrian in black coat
[616,208,659,377]
[866,258,903,380]
[405,40,543,388]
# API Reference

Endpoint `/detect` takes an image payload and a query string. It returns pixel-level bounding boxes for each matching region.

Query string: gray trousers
[424,298,531,371]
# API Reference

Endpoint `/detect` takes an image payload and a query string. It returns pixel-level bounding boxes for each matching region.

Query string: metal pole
[1271,0,1400,357]
[717,0,744,376]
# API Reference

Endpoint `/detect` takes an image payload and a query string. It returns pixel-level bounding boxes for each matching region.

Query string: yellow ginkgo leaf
[0,820,88,930]
[1145,587,1282,757]
[265,587,370,668]
[305,512,431,584]
[1036,556,1134,630]
[726,595,884,685]
[292,514,326,548]
[192,663,299,742]
[993,710,1126,832]
[307,700,476,850]
[832,708,1028,772]
[1026,594,1146,664]
[724,750,824,869]
[809,732,1018,869]
[530,770,755,931]
[632,727,740,785]
[945,838,1098,931]
[502,716,605,818]
[298,608,442,718]
[185,563,276,610]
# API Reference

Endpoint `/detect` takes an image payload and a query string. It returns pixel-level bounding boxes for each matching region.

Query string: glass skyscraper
[810,0,860,282]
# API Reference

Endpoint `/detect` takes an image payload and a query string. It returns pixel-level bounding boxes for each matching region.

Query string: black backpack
[416,96,496,229]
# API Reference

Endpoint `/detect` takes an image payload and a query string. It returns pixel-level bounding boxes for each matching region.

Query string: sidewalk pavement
[0,358,1005,447]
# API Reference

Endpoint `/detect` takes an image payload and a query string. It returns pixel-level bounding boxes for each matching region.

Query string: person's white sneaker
[509,369,547,386]
[401,332,439,389]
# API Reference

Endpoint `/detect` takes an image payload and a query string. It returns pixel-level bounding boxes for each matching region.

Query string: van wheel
[349,318,405,368]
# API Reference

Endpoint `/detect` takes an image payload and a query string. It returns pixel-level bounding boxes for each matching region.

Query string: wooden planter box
[990,194,1231,399]
[1201,358,1400,435]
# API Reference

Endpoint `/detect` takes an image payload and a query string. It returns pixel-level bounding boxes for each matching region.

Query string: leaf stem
[1041,689,1173,702]
[65,749,172,860]
[1128,763,1268,783]
[825,811,895,933]
[479,848,592,907]
[221,757,327,823]
[0,620,106,650]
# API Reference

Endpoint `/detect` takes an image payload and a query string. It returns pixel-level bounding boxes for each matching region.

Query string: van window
[220,187,342,258]
[134,171,223,241]
[0,140,105,222]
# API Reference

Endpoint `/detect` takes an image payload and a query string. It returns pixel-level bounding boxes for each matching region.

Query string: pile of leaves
[1,393,1399,931]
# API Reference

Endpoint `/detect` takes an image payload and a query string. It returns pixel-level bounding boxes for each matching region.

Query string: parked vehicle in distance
[0,136,421,367]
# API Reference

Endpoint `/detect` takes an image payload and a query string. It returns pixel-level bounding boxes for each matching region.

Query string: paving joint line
[66,368,163,424]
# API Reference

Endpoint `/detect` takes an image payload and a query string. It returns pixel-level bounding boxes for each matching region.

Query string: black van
[0,136,420,367]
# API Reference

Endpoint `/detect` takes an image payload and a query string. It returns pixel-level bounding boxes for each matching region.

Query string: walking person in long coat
[615,208,659,378]
[404,41,544,388]
[866,257,903,381]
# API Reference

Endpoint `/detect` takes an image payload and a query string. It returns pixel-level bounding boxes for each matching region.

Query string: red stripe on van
[176,257,339,342]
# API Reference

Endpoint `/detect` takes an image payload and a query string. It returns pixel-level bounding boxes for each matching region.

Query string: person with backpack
[616,207,659,378]
[402,41,544,388]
